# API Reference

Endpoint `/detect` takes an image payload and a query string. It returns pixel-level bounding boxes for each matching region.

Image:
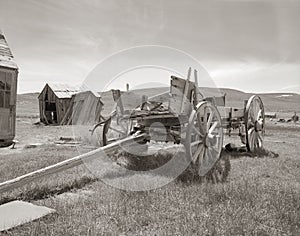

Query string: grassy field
[0,89,299,235]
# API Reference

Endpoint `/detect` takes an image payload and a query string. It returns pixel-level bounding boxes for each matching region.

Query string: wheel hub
[254,120,263,132]
[204,133,217,147]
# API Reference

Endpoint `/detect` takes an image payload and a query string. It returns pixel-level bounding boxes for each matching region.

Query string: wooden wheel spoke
[204,148,213,166]
[254,101,260,118]
[256,109,262,120]
[196,112,203,130]
[209,121,218,134]
[198,148,208,176]
[257,132,263,146]
[204,106,209,131]
[193,144,204,162]
[192,124,202,136]
[250,106,256,123]
[248,121,255,128]
[198,148,205,169]
[248,127,254,135]
[207,107,214,130]
[209,146,220,157]
[251,131,256,148]
[254,133,259,148]
[191,139,203,146]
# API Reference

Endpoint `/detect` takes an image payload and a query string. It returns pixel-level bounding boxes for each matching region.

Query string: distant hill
[256,92,300,113]
[127,87,300,113]
[17,88,299,118]
[16,92,39,117]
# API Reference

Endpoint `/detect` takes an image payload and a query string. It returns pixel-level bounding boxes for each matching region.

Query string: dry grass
[3,175,299,235]
[1,122,299,235]
[0,108,299,234]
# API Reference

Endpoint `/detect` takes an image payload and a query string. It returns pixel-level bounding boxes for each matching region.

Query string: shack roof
[0,31,18,70]
[44,83,81,99]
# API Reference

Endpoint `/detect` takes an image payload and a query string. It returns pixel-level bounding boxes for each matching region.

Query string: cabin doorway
[45,102,57,124]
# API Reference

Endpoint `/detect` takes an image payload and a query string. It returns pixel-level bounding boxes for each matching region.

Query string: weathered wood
[181,75,191,114]
[0,33,18,148]
[169,76,193,115]
[111,89,124,115]
[60,101,73,125]
[0,133,147,194]
[193,69,201,105]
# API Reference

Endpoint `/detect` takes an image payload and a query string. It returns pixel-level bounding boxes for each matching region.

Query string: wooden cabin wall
[38,85,57,124]
[39,100,46,123]
[71,92,103,125]
[56,98,71,124]
[10,69,17,138]
[95,98,103,123]
[38,85,72,125]
[38,86,103,125]
[0,67,17,142]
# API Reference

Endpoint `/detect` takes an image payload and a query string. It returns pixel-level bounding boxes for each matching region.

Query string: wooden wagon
[92,68,265,177]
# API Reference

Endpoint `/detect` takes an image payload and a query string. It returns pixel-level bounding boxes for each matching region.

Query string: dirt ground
[0,92,299,235]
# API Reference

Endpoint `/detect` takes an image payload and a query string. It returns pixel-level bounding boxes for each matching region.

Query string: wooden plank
[180,76,190,114]
[231,108,245,118]
[0,133,147,194]
[111,89,124,115]
[193,69,202,105]
[60,99,73,125]
[218,107,245,119]
[169,76,193,115]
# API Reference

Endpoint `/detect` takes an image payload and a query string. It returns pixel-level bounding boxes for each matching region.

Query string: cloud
[0,0,299,93]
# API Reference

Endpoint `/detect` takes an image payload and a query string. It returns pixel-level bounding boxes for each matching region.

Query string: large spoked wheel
[245,95,265,152]
[92,115,133,147]
[186,101,224,177]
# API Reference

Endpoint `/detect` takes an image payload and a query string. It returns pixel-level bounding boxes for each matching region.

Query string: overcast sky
[0,0,299,93]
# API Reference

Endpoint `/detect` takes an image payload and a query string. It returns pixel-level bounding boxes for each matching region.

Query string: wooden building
[0,31,18,148]
[265,112,277,119]
[60,90,104,125]
[38,83,80,125]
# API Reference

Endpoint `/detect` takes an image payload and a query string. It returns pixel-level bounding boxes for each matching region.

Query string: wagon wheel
[244,95,265,152]
[92,114,133,146]
[186,101,224,177]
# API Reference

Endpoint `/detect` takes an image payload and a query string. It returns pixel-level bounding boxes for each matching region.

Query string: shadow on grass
[0,147,279,205]
[0,176,97,205]
[223,144,279,158]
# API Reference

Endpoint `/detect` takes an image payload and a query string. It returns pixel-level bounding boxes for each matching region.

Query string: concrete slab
[0,200,55,231]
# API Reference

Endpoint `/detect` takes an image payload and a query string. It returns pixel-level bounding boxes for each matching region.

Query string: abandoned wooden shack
[60,90,104,125]
[38,83,80,125]
[0,31,18,148]
[265,112,277,119]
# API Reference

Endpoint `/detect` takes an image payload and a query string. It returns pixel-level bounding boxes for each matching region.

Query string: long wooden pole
[0,133,146,194]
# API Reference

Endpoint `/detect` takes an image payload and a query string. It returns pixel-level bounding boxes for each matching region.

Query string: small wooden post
[112,89,124,115]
